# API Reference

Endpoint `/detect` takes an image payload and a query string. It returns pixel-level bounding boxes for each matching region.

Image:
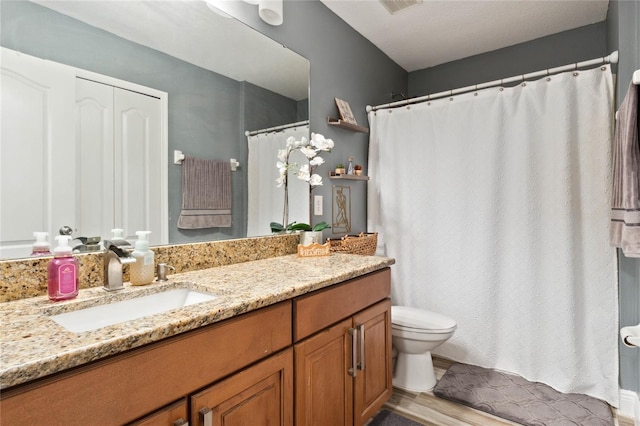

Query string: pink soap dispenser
[48,235,79,301]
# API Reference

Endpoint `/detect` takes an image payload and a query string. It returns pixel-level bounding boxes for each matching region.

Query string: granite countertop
[0,253,394,390]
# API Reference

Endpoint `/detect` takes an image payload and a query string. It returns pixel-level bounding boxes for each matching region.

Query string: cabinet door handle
[199,407,212,426]
[357,323,365,371]
[173,419,188,426]
[348,327,357,377]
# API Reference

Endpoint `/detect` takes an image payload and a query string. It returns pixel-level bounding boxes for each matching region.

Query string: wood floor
[379,357,635,426]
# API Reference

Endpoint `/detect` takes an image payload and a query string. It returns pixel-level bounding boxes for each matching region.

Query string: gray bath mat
[433,363,613,426]
[369,409,423,426]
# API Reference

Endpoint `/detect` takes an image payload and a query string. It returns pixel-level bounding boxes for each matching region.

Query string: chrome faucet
[103,239,136,291]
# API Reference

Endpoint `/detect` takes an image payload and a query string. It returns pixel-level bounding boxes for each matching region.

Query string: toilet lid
[391,306,456,331]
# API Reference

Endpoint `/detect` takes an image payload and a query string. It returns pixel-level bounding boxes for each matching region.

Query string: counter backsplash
[0,234,299,303]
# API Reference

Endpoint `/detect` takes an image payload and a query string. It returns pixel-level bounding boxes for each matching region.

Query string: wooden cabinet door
[353,299,392,426]
[128,398,188,426]
[191,348,293,426]
[294,318,354,426]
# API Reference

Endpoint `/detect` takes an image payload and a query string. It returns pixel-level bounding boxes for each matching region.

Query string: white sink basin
[50,289,218,333]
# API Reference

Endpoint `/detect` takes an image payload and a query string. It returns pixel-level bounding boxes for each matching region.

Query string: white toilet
[391,306,457,392]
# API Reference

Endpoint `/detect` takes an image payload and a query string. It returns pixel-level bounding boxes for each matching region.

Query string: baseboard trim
[618,389,640,425]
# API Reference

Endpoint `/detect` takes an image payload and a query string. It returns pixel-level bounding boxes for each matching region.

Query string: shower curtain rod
[245,120,309,137]
[367,51,619,112]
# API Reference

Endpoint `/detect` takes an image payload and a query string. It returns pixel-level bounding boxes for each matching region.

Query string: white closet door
[0,48,76,258]
[114,88,163,245]
[75,78,115,242]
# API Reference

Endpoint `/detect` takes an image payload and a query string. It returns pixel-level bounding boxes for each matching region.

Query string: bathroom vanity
[0,253,394,425]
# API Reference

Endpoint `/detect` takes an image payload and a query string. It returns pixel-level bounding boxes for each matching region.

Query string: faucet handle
[156,263,175,282]
[104,240,134,257]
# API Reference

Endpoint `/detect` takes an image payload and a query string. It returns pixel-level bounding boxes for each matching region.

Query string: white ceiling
[33,0,610,97]
[320,0,610,72]
[32,0,310,100]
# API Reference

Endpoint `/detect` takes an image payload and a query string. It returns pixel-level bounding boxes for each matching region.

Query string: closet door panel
[75,78,115,241]
[114,88,162,244]
[0,48,76,258]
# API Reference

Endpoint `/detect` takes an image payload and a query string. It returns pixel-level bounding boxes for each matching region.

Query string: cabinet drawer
[293,268,390,341]
[0,301,292,426]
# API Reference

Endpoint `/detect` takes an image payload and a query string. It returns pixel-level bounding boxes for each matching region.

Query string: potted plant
[270,221,331,245]
[294,221,331,245]
[335,164,345,175]
[354,164,363,176]
[275,133,334,229]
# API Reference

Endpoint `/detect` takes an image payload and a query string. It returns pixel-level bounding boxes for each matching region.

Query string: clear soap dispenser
[130,231,155,286]
[32,232,51,256]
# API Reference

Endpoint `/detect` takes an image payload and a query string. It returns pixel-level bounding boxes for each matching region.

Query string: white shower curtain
[368,66,619,405]
[247,126,309,237]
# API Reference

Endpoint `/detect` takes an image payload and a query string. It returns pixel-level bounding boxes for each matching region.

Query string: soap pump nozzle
[32,232,51,256]
[53,235,73,257]
[134,230,151,250]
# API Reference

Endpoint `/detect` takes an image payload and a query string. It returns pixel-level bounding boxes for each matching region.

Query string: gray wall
[408,12,640,394]
[409,22,607,97]
[0,0,302,244]
[607,0,640,394]
[228,1,408,238]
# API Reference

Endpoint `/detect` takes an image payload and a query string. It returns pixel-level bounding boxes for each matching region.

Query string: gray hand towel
[610,82,640,257]
[178,157,232,229]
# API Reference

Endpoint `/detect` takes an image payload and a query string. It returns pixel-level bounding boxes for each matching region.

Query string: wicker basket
[328,232,378,256]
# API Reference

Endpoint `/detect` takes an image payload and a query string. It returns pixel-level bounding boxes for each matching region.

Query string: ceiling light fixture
[258,0,283,26]
[379,0,423,15]
[204,0,232,18]
[204,0,283,26]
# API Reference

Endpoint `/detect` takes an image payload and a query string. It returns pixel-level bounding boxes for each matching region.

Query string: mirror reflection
[0,0,310,260]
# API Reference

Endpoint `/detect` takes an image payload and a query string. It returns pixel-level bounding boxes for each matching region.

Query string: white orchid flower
[297,164,310,181]
[309,174,323,186]
[310,156,325,166]
[300,146,317,159]
[276,161,289,175]
[310,133,334,151]
[285,136,296,148]
[277,149,288,162]
[323,138,335,150]
[275,175,286,187]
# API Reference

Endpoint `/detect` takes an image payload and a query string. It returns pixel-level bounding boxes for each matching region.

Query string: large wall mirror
[0,0,310,260]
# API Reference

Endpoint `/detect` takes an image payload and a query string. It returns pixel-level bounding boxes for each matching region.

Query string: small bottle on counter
[31,231,52,256]
[130,231,155,286]
[48,235,79,301]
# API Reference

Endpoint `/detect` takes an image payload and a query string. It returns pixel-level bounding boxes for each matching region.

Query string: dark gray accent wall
[228,1,408,238]
[607,0,640,394]
[409,22,607,97]
[1,0,301,244]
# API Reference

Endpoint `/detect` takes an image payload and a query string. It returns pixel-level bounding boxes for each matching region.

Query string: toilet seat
[391,306,456,334]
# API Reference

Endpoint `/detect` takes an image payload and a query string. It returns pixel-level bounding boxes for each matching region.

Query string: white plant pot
[300,231,323,246]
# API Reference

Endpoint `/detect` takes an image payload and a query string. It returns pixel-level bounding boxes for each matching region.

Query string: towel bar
[173,150,240,171]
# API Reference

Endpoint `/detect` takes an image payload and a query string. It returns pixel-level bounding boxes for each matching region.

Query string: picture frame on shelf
[334,98,357,125]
